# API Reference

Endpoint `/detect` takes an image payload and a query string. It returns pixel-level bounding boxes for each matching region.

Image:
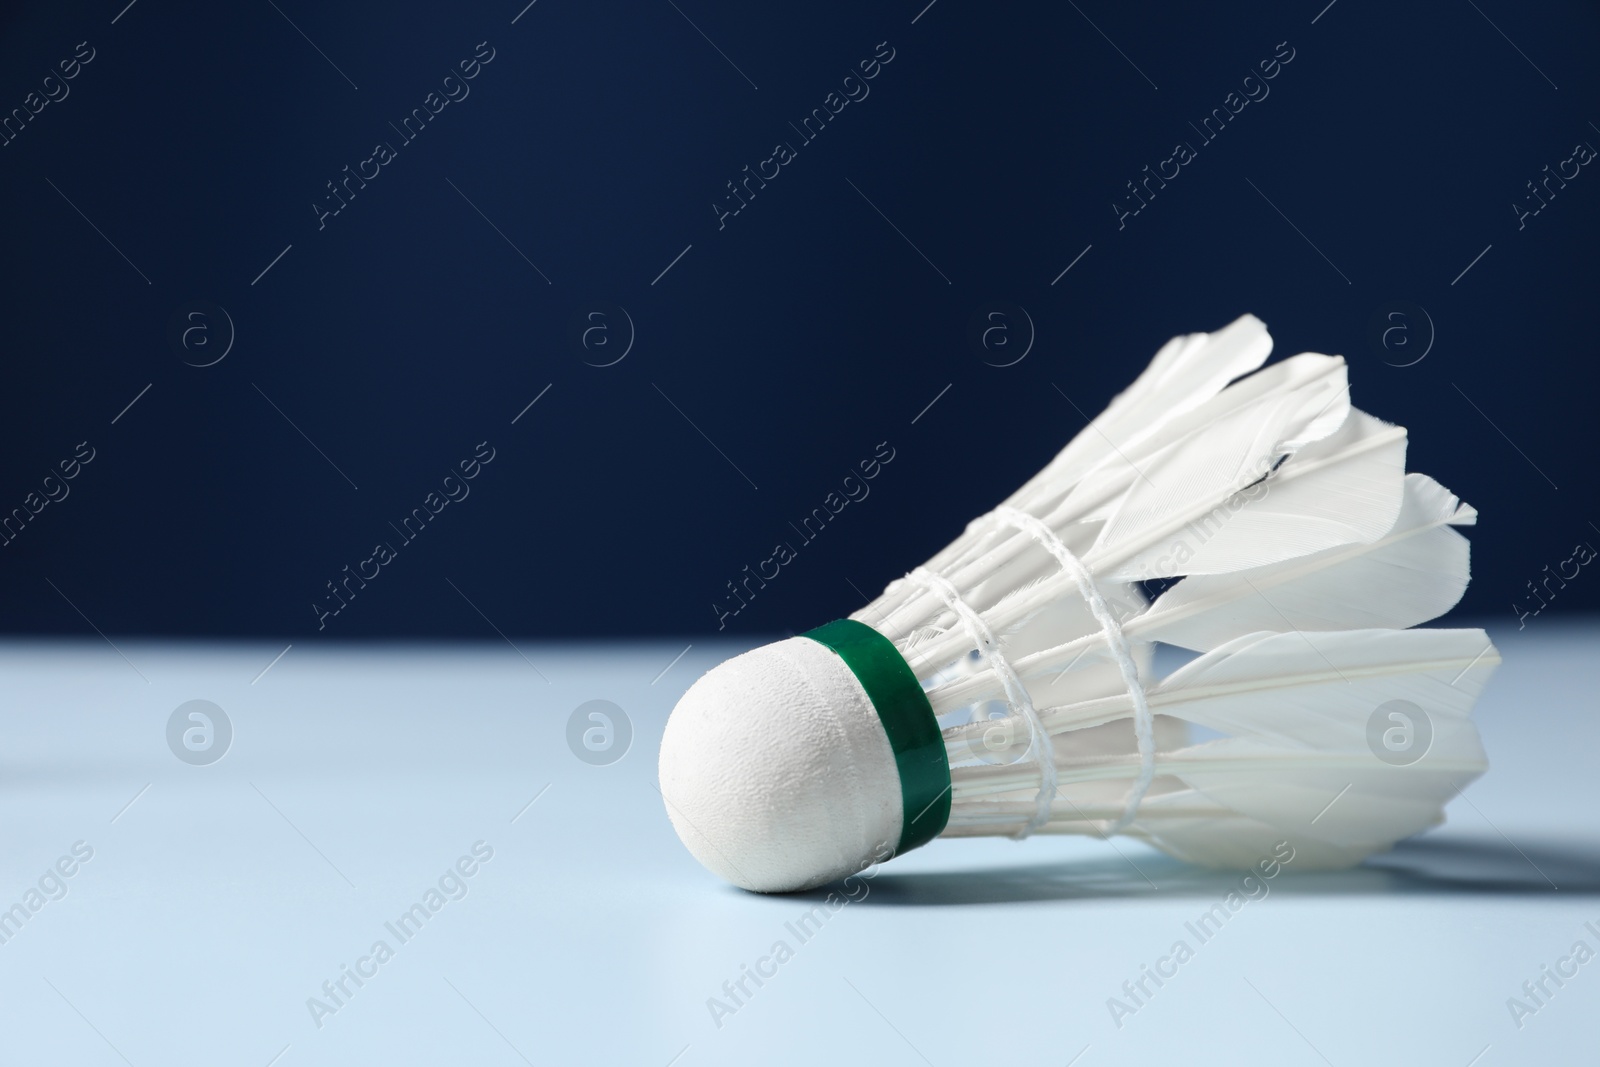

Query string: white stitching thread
[908,566,1058,837]
[995,506,1155,835]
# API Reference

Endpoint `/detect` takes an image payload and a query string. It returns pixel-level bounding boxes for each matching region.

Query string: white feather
[1134,627,1495,864]
[1000,314,1274,515]
[944,629,1495,866]
[1081,353,1350,574]
[1142,473,1475,650]
[1149,627,1493,754]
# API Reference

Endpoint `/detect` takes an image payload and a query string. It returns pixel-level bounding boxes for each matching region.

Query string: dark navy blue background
[0,0,1595,639]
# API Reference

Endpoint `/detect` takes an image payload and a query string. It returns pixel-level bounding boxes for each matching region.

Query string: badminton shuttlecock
[659,315,1498,893]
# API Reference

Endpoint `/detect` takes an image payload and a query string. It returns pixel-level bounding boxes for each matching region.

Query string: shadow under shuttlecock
[823,835,1596,906]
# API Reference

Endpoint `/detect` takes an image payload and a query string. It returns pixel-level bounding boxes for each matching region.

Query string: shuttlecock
[659,315,1498,893]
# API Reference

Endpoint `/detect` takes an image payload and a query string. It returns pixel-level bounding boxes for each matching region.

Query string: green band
[801,618,951,855]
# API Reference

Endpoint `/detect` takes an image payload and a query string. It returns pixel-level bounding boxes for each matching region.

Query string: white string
[907,566,1058,838]
[994,506,1155,835]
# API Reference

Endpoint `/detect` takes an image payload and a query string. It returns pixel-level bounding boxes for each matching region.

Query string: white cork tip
[658,636,904,893]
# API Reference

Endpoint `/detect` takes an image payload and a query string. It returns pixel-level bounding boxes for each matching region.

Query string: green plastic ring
[801,618,952,855]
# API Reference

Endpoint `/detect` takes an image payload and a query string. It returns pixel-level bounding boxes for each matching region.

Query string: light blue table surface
[0,618,1595,1066]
